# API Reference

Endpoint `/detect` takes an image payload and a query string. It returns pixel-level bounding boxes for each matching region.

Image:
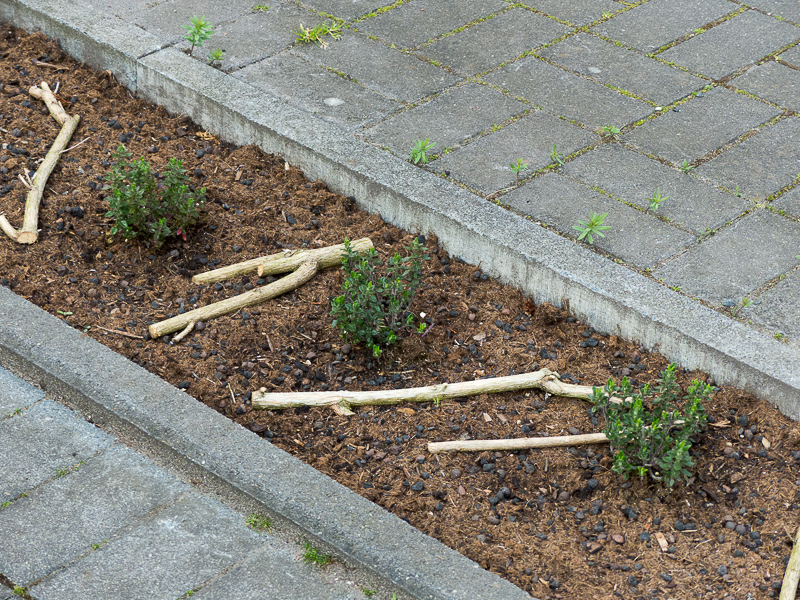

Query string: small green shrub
[647,188,667,211]
[331,238,429,357]
[550,143,564,166]
[246,513,273,532]
[207,48,224,66]
[183,16,214,57]
[104,145,205,247]
[293,21,343,47]
[590,364,710,488]
[509,157,528,184]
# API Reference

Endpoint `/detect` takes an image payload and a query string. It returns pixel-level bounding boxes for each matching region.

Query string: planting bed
[2,24,800,600]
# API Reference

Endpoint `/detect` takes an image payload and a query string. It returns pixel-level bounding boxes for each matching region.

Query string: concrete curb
[0,287,529,600]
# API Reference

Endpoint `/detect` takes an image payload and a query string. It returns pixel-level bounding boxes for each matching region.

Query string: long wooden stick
[0,82,80,244]
[781,525,800,600]
[192,238,373,285]
[428,433,609,454]
[149,260,318,339]
[252,369,608,415]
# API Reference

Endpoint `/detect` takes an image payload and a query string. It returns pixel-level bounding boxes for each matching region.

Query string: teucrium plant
[104,145,205,247]
[331,238,429,357]
[590,364,710,488]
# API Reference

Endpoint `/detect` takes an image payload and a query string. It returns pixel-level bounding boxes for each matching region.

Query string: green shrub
[331,238,429,357]
[104,145,205,247]
[590,364,710,488]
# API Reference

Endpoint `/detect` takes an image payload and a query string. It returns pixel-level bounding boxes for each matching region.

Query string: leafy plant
[361,589,376,597]
[13,587,25,597]
[572,210,611,244]
[509,157,528,184]
[302,537,333,566]
[183,16,214,57]
[410,138,435,164]
[602,124,621,136]
[293,21,343,47]
[679,159,694,173]
[732,297,752,316]
[252,4,269,10]
[550,143,564,166]
[207,48,224,66]
[647,188,668,211]
[590,364,710,488]
[104,145,205,247]
[331,238,429,357]
[246,513,273,532]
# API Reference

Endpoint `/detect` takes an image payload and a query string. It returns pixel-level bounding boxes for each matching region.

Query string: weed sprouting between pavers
[409,138,435,164]
[647,188,668,211]
[509,157,528,184]
[246,513,273,532]
[183,16,214,58]
[302,537,333,566]
[292,21,343,47]
[572,211,610,245]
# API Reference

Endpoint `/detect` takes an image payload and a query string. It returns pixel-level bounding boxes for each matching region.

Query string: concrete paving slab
[91,0,157,19]
[520,0,619,27]
[0,587,11,600]
[362,83,525,157]
[0,444,188,587]
[773,185,800,218]
[748,270,800,341]
[191,543,367,600]
[539,32,706,105]
[502,172,694,269]
[185,3,317,72]
[0,400,113,501]
[738,0,800,23]
[622,86,780,166]
[659,10,800,80]
[234,53,403,131]
[292,31,462,103]
[432,111,597,194]
[418,8,569,76]
[0,364,44,419]
[729,60,800,112]
[777,44,800,67]
[652,210,800,304]
[130,0,256,45]
[591,0,736,53]
[563,144,750,235]
[484,55,654,130]
[355,0,506,49]
[695,116,800,200]
[299,0,397,21]
[30,494,263,600]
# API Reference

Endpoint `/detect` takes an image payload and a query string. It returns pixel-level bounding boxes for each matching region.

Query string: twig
[32,60,67,70]
[781,525,800,600]
[171,321,195,344]
[60,136,89,154]
[428,433,608,454]
[96,326,144,339]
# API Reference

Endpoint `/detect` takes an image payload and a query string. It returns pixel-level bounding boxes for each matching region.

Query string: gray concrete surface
[1,0,800,597]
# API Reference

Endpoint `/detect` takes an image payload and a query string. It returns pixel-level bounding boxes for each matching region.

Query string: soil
[3,24,800,600]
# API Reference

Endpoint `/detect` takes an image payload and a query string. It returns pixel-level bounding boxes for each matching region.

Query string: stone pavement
[0,365,388,600]
[91,0,800,343]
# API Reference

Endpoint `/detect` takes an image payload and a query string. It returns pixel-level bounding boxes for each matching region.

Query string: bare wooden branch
[149,260,318,339]
[781,525,800,600]
[192,238,373,285]
[428,433,609,454]
[252,369,610,415]
[0,82,80,244]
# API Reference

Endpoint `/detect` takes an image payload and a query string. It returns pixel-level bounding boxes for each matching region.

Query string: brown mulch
[2,24,800,600]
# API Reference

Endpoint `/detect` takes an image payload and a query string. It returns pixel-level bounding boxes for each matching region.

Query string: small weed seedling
[361,589,376,597]
[1,501,10,508]
[246,513,273,532]
[183,16,214,57]
[331,238,429,357]
[293,21,343,47]
[572,211,610,244]
[591,364,710,488]
[602,124,621,136]
[648,188,668,211]
[302,537,333,566]
[732,297,752,317]
[734,184,743,197]
[774,332,784,341]
[679,159,694,173]
[550,143,564,166]
[207,48,224,66]
[410,138,435,164]
[13,587,25,597]
[509,157,528,184]
[253,4,269,10]
[104,145,206,247]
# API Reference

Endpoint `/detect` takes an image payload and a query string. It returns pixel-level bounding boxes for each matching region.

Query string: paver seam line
[638,4,749,57]
[729,1,800,25]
